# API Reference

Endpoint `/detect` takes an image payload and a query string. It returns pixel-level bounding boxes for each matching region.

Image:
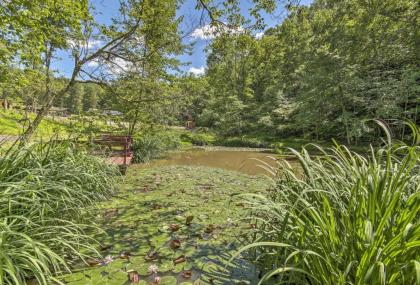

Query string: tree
[104,0,183,135]
[1,0,155,140]
[191,0,419,142]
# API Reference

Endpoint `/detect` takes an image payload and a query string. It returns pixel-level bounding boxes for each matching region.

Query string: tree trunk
[20,73,79,142]
[20,42,82,142]
[2,90,9,109]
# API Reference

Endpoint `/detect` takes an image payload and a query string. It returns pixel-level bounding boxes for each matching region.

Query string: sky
[52,0,313,77]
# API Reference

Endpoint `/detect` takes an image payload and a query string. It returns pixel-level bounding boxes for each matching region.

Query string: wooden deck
[93,135,133,166]
[106,154,133,165]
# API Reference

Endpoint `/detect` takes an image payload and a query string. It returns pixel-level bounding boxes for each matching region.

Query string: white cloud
[87,60,99,67]
[191,25,217,40]
[87,39,103,48]
[188,66,205,76]
[190,24,244,40]
[109,57,132,75]
[68,39,103,49]
[255,32,264,39]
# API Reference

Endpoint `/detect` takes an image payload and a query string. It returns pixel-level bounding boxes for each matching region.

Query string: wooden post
[123,137,127,165]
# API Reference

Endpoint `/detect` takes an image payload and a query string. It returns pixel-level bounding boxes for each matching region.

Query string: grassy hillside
[0,110,70,138]
[0,110,120,140]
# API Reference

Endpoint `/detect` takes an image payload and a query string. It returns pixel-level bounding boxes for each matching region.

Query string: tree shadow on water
[193,244,260,285]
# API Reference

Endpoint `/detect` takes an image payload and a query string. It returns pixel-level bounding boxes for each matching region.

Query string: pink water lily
[101,255,113,265]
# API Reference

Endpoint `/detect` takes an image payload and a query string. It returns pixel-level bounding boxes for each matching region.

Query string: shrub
[132,135,162,163]
[0,141,119,285]
[235,136,420,284]
[216,136,269,148]
[180,131,215,146]
[132,130,181,163]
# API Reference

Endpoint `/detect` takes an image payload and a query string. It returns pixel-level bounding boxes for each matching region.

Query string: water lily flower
[101,255,113,265]
[148,264,159,274]
[154,276,161,284]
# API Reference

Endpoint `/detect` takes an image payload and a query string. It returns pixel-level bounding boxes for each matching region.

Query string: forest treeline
[1,0,419,143]
[187,0,419,143]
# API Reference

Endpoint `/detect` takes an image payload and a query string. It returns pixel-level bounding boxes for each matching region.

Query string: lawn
[0,110,121,140]
[61,165,271,285]
[0,110,69,138]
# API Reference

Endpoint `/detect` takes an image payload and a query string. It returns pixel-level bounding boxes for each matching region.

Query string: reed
[235,124,420,284]
[0,141,119,284]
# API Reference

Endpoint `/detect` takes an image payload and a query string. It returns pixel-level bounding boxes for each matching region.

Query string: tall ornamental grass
[0,141,119,285]
[132,131,181,163]
[235,125,420,284]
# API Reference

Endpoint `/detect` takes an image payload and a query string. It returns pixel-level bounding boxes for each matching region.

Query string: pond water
[137,148,282,175]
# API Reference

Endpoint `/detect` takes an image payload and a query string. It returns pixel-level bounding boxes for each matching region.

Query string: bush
[180,131,215,146]
[235,137,420,284]
[132,135,162,163]
[0,141,119,285]
[216,136,269,148]
[132,130,181,163]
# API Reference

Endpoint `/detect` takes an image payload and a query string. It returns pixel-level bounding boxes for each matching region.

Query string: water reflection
[136,148,281,175]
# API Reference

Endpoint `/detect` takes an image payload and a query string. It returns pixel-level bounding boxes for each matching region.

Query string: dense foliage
[3,0,417,144]
[187,0,419,143]
[132,129,182,163]
[236,124,420,284]
[0,142,119,284]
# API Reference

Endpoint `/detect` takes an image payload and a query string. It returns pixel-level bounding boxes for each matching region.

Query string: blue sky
[53,0,313,77]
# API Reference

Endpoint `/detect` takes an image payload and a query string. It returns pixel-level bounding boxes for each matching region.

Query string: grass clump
[236,128,420,284]
[215,136,269,148]
[0,141,119,285]
[132,130,181,163]
[180,130,216,146]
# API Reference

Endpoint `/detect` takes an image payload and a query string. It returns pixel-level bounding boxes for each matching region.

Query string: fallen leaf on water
[119,251,131,260]
[86,258,101,267]
[182,270,192,279]
[185,215,194,226]
[170,239,181,250]
[170,224,180,232]
[145,250,158,261]
[173,255,186,264]
[204,224,216,233]
[127,270,140,283]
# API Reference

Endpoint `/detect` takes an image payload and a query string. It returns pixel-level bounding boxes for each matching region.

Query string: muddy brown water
[136,148,293,175]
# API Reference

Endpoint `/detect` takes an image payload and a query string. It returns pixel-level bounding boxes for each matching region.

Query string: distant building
[103,110,123,116]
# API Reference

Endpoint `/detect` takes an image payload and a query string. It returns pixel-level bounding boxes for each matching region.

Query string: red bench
[94,135,133,165]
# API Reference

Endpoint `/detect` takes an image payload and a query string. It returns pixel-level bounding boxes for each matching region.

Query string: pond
[62,165,272,285]
[61,148,297,285]
[137,148,283,176]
